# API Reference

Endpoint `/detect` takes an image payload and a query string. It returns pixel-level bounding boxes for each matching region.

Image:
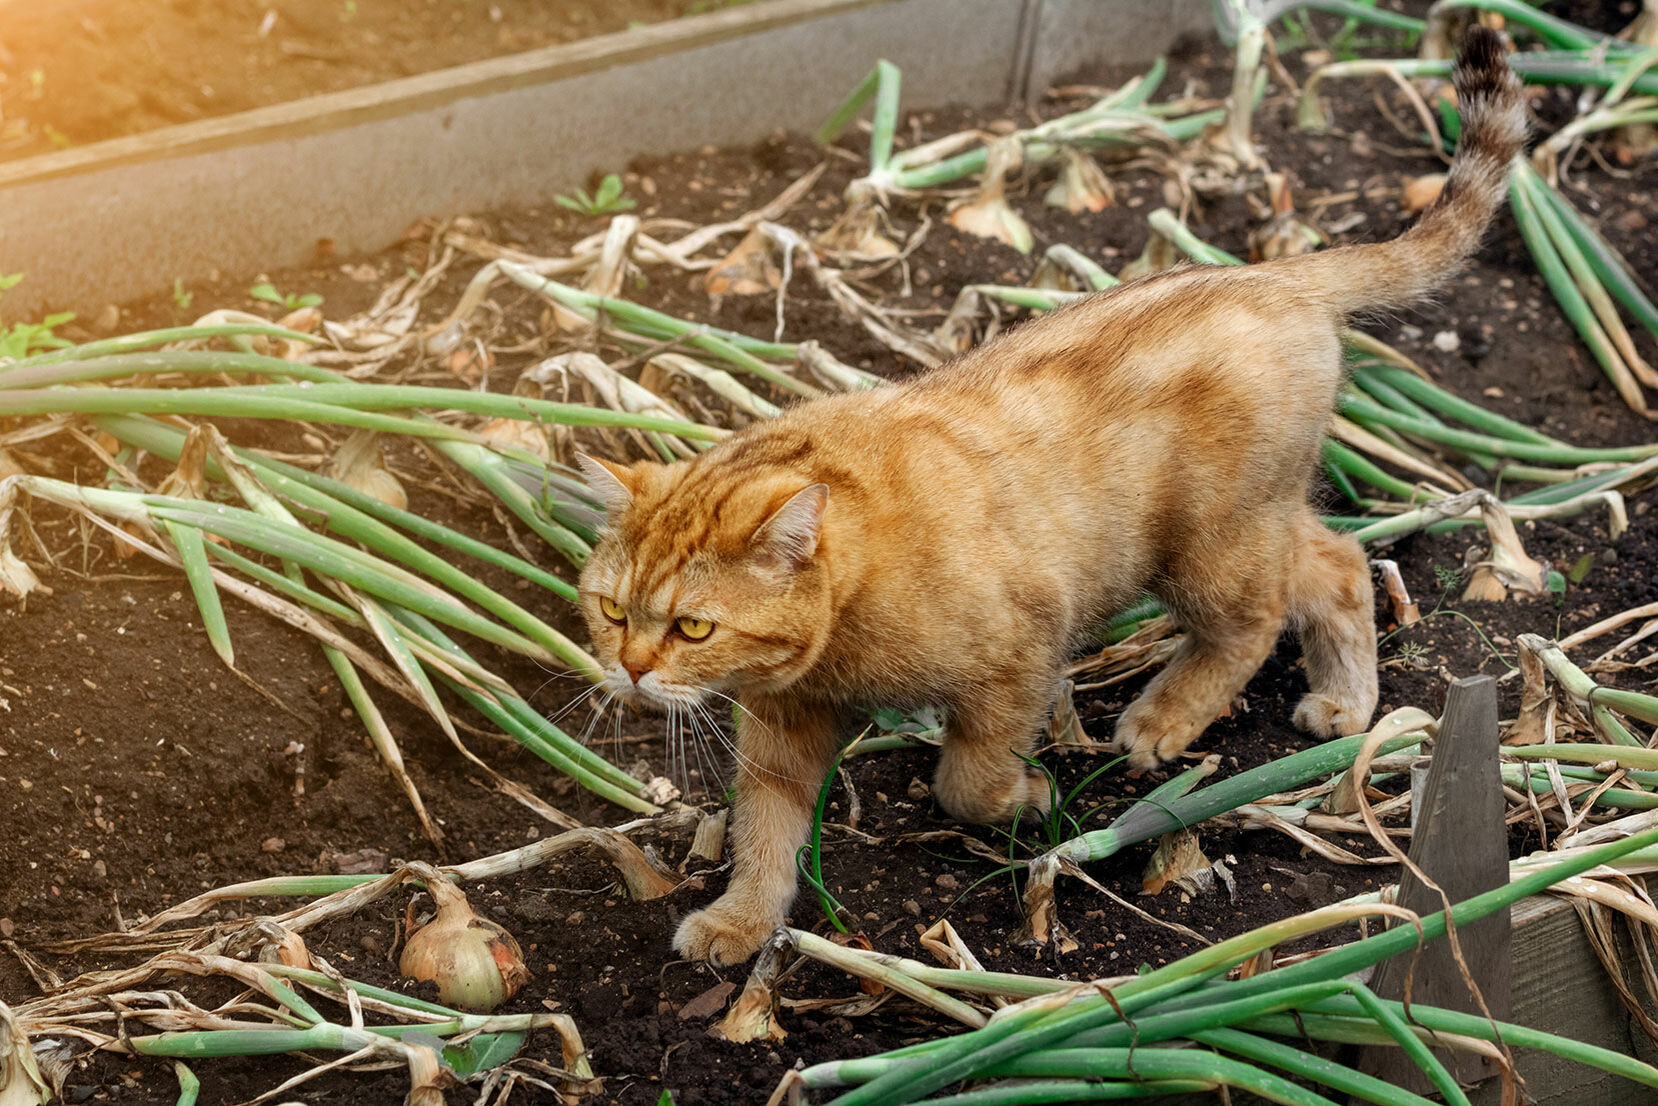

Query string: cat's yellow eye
[598,595,627,624]
[675,615,714,641]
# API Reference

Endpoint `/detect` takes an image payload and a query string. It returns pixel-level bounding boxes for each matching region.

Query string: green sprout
[249,281,323,312]
[553,173,637,216]
[0,274,75,360]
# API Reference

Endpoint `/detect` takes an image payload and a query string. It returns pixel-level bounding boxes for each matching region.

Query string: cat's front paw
[1111,713,1193,771]
[673,898,778,966]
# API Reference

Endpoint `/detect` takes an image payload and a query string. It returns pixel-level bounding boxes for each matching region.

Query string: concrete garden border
[0,0,1208,317]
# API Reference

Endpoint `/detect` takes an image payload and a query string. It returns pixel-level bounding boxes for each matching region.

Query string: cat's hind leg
[1113,515,1291,769]
[1286,506,1378,737]
[933,666,1055,825]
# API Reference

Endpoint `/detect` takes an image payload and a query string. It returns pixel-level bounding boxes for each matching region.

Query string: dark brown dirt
[3,14,1658,1106]
[0,0,728,162]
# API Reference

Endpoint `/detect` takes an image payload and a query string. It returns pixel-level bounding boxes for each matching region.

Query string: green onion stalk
[1015,710,1432,950]
[5,472,661,809]
[98,413,586,602]
[1032,713,1429,875]
[1430,0,1638,54]
[1299,54,1658,131]
[1519,632,1652,746]
[1510,163,1653,415]
[1503,766,1658,811]
[0,379,724,441]
[389,609,657,813]
[818,56,1227,197]
[0,322,323,372]
[9,467,663,805]
[1,348,717,566]
[494,261,822,397]
[32,480,572,664]
[0,376,721,575]
[98,415,593,658]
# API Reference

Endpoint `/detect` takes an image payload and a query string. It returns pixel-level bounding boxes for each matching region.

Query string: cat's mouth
[605,668,708,713]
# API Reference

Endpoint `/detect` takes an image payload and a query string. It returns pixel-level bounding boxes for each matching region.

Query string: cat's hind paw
[673,899,778,966]
[1292,693,1373,738]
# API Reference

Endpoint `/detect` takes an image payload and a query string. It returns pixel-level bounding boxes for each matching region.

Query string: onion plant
[780,825,1658,1104]
[12,949,595,1103]
[815,56,1230,254]
[0,323,702,825]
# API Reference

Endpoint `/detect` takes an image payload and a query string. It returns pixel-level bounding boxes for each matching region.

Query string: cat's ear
[751,483,829,569]
[575,453,636,517]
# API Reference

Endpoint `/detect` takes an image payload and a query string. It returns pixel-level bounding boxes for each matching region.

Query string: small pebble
[902,899,921,917]
[260,837,285,854]
[1432,330,1460,353]
[906,777,930,802]
[934,873,959,891]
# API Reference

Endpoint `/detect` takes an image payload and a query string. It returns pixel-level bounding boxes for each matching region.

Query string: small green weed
[554,174,637,216]
[172,278,194,311]
[0,274,75,360]
[797,732,866,932]
[1013,750,1127,851]
[1387,639,1431,668]
[249,282,323,312]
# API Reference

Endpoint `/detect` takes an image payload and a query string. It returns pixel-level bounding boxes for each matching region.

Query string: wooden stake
[1361,674,1511,1092]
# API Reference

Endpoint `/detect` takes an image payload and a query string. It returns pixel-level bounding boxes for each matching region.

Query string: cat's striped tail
[1296,25,1526,315]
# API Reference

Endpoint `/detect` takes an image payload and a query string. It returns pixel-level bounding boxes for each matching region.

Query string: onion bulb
[326,430,407,511]
[0,1000,47,1106]
[399,863,530,1012]
[948,138,1034,254]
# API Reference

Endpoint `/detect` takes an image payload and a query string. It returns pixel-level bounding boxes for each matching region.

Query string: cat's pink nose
[623,661,650,683]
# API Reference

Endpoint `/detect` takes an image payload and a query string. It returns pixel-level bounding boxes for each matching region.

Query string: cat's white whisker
[548,684,607,726]
[681,701,727,798]
[572,689,619,752]
[688,697,801,787]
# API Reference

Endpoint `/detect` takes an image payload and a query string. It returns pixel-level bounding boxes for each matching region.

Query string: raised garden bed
[4,1,1658,1104]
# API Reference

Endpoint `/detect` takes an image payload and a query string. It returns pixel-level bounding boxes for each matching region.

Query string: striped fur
[575,28,1523,965]
[1293,25,1525,312]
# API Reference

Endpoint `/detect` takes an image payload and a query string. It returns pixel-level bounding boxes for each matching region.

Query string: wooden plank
[1362,675,1511,1090]
[1488,892,1658,1106]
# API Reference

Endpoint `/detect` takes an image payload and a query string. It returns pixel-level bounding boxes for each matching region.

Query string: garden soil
[3,17,1658,1106]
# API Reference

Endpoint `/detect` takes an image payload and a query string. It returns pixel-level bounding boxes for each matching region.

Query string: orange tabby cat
[575,28,1524,964]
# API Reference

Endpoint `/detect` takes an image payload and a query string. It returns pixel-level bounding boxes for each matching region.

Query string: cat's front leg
[673,694,840,965]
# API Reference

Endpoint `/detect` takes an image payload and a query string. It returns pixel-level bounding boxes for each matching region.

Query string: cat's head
[574,453,833,712]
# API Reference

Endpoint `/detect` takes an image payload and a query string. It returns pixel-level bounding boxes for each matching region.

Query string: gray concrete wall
[0,0,1211,318]
[1023,0,1216,97]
